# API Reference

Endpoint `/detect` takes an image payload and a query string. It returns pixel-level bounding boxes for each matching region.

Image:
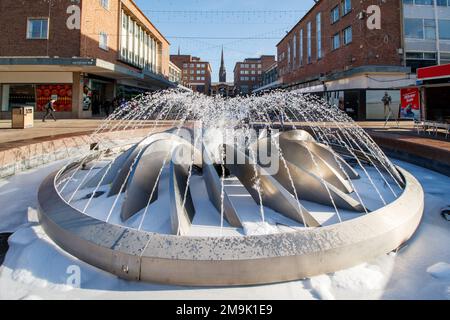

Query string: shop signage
[400,88,421,120]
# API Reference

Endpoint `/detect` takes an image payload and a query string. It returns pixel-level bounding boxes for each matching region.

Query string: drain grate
[0,233,12,265]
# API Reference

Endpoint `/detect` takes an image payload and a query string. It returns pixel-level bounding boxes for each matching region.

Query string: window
[300,29,303,65]
[331,6,340,24]
[183,70,187,74]
[406,51,437,72]
[441,52,450,64]
[251,64,256,68]
[424,19,436,40]
[293,33,297,63]
[414,0,434,4]
[197,64,201,68]
[251,70,255,74]
[99,32,108,50]
[27,18,49,39]
[332,33,340,50]
[183,63,188,68]
[190,76,194,80]
[201,70,205,74]
[307,22,312,63]
[404,18,424,39]
[437,0,448,5]
[190,70,194,74]
[190,63,194,68]
[439,20,450,40]
[316,13,322,59]
[258,64,262,68]
[342,0,352,15]
[287,43,291,67]
[241,63,245,68]
[343,26,352,45]
[100,0,109,9]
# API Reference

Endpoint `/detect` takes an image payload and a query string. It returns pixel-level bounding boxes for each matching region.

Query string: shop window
[36,84,72,112]
[2,85,35,111]
[366,90,400,120]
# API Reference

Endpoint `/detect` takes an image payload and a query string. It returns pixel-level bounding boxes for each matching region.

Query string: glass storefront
[366,90,400,120]
[1,84,72,112]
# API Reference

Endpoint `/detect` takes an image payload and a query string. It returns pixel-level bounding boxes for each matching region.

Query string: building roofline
[127,0,170,45]
[276,0,322,47]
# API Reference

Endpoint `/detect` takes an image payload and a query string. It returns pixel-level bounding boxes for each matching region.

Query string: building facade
[277,0,418,121]
[0,0,173,119]
[253,62,281,93]
[169,61,182,84]
[233,55,276,95]
[170,54,212,95]
[403,0,450,72]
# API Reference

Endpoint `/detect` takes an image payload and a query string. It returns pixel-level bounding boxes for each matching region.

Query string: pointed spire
[219,46,226,83]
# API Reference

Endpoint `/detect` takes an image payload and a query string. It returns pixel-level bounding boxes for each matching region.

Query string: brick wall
[277,0,403,86]
[0,0,80,57]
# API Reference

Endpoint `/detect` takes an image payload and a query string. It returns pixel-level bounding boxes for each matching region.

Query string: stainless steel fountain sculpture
[37,91,424,286]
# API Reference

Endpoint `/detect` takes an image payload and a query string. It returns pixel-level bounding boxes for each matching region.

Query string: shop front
[0,71,75,119]
[417,64,450,122]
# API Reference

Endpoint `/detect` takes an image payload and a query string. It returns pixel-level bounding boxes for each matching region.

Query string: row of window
[239,63,262,69]
[403,0,450,6]
[239,76,257,81]
[404,18,450,40]
[331,0,352,24]
[284,24,352,68]
[183,63,207,69]
[332,26,353,50]
[183,69,206,74]
[119,10,159,73]
[183,76,206,81]
[240,70,262,75]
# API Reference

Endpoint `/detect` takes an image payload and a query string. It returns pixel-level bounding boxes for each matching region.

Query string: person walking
[42,98,57,122]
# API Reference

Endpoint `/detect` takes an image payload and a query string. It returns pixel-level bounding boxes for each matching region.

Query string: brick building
[253,62,281,93]
[277,0,416,121]
[0,0,173,119]
[170,54,212,95]
[234,55,275,95]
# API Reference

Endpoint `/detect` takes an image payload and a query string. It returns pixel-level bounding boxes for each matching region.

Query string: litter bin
[11,107,34,129]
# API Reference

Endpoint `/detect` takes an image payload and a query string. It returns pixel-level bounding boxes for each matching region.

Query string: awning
[417,63,450,81]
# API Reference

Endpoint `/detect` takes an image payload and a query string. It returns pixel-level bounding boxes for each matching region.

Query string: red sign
[417,63,450,80]
[400,88,420,120]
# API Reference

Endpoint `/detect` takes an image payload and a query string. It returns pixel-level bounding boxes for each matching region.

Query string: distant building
[253,62,281,93]
[210,48,235,97]
[0,0,174,119]
[169,61,182,84]
[233,55,276,95]
[275,0,450,121]
[170,54,212,95]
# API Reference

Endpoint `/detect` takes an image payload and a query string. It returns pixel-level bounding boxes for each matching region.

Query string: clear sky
[134,0,315,82]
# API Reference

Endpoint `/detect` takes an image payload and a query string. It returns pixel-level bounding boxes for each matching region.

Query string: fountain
[37,90,424,286]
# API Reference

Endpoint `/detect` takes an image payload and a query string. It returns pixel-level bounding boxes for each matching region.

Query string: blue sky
[134,0,315,82]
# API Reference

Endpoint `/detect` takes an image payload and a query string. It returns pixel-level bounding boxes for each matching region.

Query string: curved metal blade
[202,146,243,228]
[225,145,321,227]
[169,145,196,236]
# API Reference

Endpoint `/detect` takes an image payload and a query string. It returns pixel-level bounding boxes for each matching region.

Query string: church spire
[219,46,226,83]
